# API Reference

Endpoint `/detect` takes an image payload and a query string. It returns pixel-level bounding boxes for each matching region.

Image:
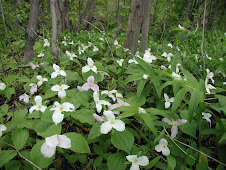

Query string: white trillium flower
[205,79,216,94]
[100,110,125,134]
[78,46,84,55]
[0,83,6,90]
[162,52,173,62]
[37,53,44,58]
[138,107,146,114]
[93,46,99,52]
[143,49,156,64]
[29,83,37,94]
[51,64,67,78]
[0,124,7,137]
[168,43,173,48]
[82,58,97,73]
[178,24,186,30]
[50,101,75,125]
[29,95,47,113]
[51,84,70,98]
[62,41,67,46]
[162,118,187,138]
[202,112,212,127]
[128,58,138,64]
[206,69,214,84]
[164,93,174,109]
[126,155,149,170]
[114,40,118,45]
[93,91,110,113]
[143,74,149,79]
[66,50,77,60]
[43,39,50,47]
[172,72,182,81]
[36,75,48,87]
[101,90,117,101]
[69,41,74,45]
[117,59,124,66]
[155,138,170,156]
[41,134,71,158]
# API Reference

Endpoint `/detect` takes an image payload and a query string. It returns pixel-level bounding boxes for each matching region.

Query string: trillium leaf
[65,132,91,154]
[166,155,176,170]
[140,113,157,136]
[30,140,54,168]
[0,150,17,168]
[137,79,147,96]
[107,152,127,170]
[88,122,102,140]
[188,90,203,121]
[12,128,29,150]
[70,108,95,125]
[111,130,134,154]
[172,88,189,112]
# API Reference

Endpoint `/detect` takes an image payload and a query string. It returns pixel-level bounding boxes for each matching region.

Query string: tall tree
[24,0,40,64]
[124,0,144,54]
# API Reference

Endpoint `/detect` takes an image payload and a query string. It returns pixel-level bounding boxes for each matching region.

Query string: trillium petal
[103,110,115,120]
[137,156,149,166]
[87,76,94,84]
[82,83,90,91]
[91,66,97,73]
[162,118,173,125]
[58,90,66,98]
[36,75,42,81]
[130,163,139,170]
[59,70,66,76]
[165,101,171,109]
[91,84,99,92]
[176,119,187,126]
[126,155,137,162]
[52,111,64,125]
[40,141,56,158]
[162,147,170,156]
[160,138,168,146]
[93,113,104,122]
[96,103,102,113]
[39,106,47,113]
[164,93,169,101]
[87,58,94,66]
[82,65,90,73]
[34,96,42,105]
[100,121,112,134]
[61,84,70,90]
[171,125,178,139]
[155,144,162,152]
[37,81,42,87]
[29,105,37,113]
[62,102,75,111]
[45,135,58,147]
[51,72,58,78]
[112,119,125,132]
[53,64,60,71]
[169,97,174,103]
[51,85,60,91]
[93,91,99,101]
[57,135,71,148]
[0,124,7,131]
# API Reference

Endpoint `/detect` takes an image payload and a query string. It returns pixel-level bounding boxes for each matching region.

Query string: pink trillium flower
[81,44,88,51]
[155,138,170,156]
[126,155,149,170]
[93,91,110,113]
[40,134,71,158]
[30,63,40,70]
[19,93,29,103]
[100,110,125,134]
[93,113,104,122]
[162,118,187,138]
[82,76,99,92]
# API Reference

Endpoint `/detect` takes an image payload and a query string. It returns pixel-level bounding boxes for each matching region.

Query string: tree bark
[140,0,156,53]
[56,0,65,33]
[24,0,40,64]
[50,0,59,58]
[65,0,73,30]
[124,0,144,54]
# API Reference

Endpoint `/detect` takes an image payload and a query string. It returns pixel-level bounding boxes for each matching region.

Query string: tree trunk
[124,0,144,54]
[140,0,156,53]
[50,0,59,58]
[56,0,65,33]
[65,0,73,30]
[184,0,194,22]
[24,0,40,64]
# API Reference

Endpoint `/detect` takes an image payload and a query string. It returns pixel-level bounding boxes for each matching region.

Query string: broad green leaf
[140,113,157,136]
[88,122,102,140]
[70,108,95,125]
[167,155,176,170]
[65,71,83,81]
[180,120,197,138]
[65,132,90,153]
[146,155,161,169]
[30,140,54,168]
[36,123,61,138]
[172,88,189,112]
[3,75,18,87]
[137,79,147,96]
[111,130,134,154]
[94,156,103,167]
[17,76,30,83]
[0,150,17,168]
[188,90,202,121]
[9,58,17,69]
[1,104,8,114]
[5,160,21,170]
[13,109,28,123]
[5,88,15,100]
[107,152,126,170]
[12,128,29,150]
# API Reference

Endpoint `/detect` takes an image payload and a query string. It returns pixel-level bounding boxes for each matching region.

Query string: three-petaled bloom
[30,63,40,70]
[101,90,117,101]
[162,118,187,138]
[126,155,149,170]
[29,95,47,113]
[0,124,7,137]
[29,83,37,94]
[108,98,131,115]
[82,58,97,73]
[51,64,67,78]
[82,76,99,92]
[202,112,212,127]
[51,84,70,99]
[50,101,75,125]
[43,39,50,47]
[205,79,216,94]
[164,93,174,109]
[117,59,124,66]
[172,72,182,81]
[93,91,110,113]
[143,49,156,64]
[100,110,125,134]
[143,74,149,79]
[155,138,170,156]
[206,69,214,84]
[37,53,44,58]
[168,43,173,48]
[40,134,71,158]
[36,75,48,87]
[66,50,77,60]
[19,93,29,103]
[93,46,99,52]
[0,83,6,90]
[161,52,173,62]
